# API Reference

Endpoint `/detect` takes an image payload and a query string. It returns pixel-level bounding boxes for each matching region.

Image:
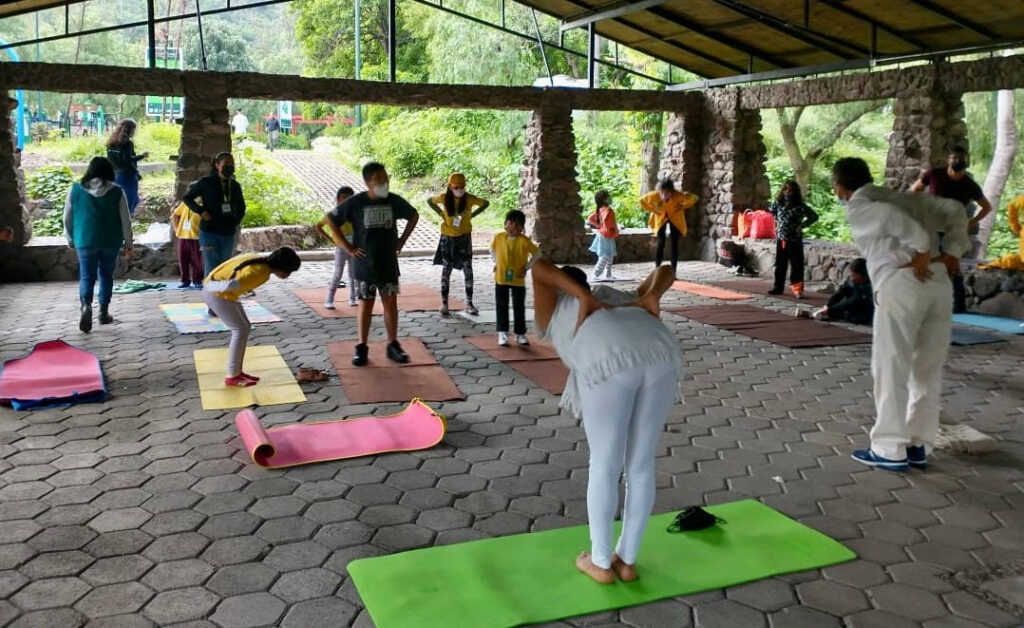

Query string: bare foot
[612,553,637,582]
[575,552,614,585]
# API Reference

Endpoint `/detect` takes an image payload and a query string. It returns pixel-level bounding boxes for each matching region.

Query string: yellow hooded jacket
[640,190,699,235]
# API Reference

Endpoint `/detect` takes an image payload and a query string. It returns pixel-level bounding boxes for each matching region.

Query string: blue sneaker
[906,445,928,470]
[851,449,908,472]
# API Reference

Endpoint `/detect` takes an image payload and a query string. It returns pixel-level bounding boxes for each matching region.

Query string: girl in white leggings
[203,247,301,387]
[534,260,682,584]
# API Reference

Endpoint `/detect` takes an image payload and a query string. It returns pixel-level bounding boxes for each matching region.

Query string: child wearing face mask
[491,210,539,347]
[203,247,301,387]
[426,173,488,317]
[319,186,358,308]
[768,180,818,298]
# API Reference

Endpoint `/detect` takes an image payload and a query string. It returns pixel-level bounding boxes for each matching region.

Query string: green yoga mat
[349,500,855,627]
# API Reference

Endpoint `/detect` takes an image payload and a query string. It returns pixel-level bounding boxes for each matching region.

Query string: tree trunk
[775,101,885,195]
[978,89,1018,259]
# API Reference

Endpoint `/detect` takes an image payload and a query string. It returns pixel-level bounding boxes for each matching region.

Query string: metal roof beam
[706,0,867,59]
[645,6,794,68]
[816,0,927,50]
[905,0,997,40]
[560,0,666,32]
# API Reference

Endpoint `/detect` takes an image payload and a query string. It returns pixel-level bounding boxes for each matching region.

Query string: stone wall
[885,73,967,190]
[657,94,707,261]
[175,83,230,200]
[0,79,31,248]
[519,107,584,264]
[0,238,178,283]
[698,90,771,262]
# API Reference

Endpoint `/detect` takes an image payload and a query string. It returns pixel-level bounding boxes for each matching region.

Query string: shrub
[32,211,64,237]
[26,165,75,206]
[233,146,321,227]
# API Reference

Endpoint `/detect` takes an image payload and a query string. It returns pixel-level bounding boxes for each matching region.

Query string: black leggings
[495,284,526,334]
[773,239,805,290]
[440,263,474,303]
[656,223,682,270]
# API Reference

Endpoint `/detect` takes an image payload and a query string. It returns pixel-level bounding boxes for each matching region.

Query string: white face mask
[373,183,389,199]
[452,189,465,199]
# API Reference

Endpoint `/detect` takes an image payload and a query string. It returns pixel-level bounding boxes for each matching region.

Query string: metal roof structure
[1,0,1023,85]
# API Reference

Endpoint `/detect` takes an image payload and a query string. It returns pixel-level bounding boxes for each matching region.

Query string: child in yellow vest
[427,172,488,317]
[170,200,204,288]
[203,247,301,387]
[491,210,539,346]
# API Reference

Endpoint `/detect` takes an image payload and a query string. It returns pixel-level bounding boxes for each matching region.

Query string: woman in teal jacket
[64,156,134,333]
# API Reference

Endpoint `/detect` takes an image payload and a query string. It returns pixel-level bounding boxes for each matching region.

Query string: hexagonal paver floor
[0,259,1021,627]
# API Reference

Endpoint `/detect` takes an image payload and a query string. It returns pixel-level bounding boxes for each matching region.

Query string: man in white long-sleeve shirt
[832,157,970,472]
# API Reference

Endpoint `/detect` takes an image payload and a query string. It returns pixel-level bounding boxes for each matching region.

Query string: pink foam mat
[236,399,447,468]
[0,340,106,410]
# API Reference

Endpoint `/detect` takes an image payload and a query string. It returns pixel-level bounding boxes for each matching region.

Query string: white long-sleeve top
[845,184,969,290]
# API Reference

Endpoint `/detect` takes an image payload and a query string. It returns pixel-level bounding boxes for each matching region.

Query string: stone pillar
[699,90,770,260]
[518,105,583,263]
[658,94,707,260]
[174,76,231,199]
[885,71,967,190]
[0,84,32,248]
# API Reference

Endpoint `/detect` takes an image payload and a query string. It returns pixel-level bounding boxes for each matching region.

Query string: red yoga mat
[327,339,464,404]
[236,399,446,469]
[668,305,870,348]
[0,340,106,410]
[464,334,569,395]
[671,281,751,301]
[712,279,831,307]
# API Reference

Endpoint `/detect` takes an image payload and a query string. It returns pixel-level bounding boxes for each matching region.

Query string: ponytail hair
[229,246,301,278]
[210,151,233,174]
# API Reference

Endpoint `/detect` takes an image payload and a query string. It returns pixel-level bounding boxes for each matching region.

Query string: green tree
[182,19,257,72]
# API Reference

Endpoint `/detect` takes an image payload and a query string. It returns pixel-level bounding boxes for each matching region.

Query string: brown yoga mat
[671,281,751,301]
[668,305,870,348]
[464,335,569,395]
[327,339,464,403]
[294,284,464,318]
[711,279,831,307]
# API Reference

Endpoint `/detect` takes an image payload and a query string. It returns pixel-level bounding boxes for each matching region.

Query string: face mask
[373,183,389,198]
[452,189,465,198]
[951,159,967,172]
[221,165,235,177]
[783,193,791,201]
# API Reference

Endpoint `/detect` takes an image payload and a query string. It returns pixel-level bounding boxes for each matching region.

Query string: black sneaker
[767,288,783,295]
[906,445,928,470]
[178,281,191,289]
[79,302,92,333]
[352,343,369,367]
[387,341,409,363]
[99,305,113,325]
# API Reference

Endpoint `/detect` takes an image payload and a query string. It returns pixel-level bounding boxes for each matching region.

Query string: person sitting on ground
[533,259,682,584]
[812,257,873,325]
[335,162,420,366]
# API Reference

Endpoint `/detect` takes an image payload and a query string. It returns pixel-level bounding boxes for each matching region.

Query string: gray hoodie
[63,178,133,248]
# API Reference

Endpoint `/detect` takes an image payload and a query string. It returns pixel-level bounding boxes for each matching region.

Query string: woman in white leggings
[533,260,682,584]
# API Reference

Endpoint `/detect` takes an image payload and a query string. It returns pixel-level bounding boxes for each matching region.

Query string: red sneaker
[239,372,260,383]
[225,375,256,388]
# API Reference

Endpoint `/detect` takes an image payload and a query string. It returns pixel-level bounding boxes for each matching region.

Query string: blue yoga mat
[951,328,1005,346]
[952,313,1024,335]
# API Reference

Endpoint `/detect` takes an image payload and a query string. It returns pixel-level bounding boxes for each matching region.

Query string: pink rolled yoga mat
[235,399,447,469]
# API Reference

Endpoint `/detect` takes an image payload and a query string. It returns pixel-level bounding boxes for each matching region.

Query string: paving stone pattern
[0,260,1021,627]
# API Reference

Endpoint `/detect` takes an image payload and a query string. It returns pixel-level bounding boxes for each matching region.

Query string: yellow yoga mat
[193,345,307,410]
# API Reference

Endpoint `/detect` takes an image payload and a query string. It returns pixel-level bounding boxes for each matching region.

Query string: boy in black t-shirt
[336,162,420,366]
